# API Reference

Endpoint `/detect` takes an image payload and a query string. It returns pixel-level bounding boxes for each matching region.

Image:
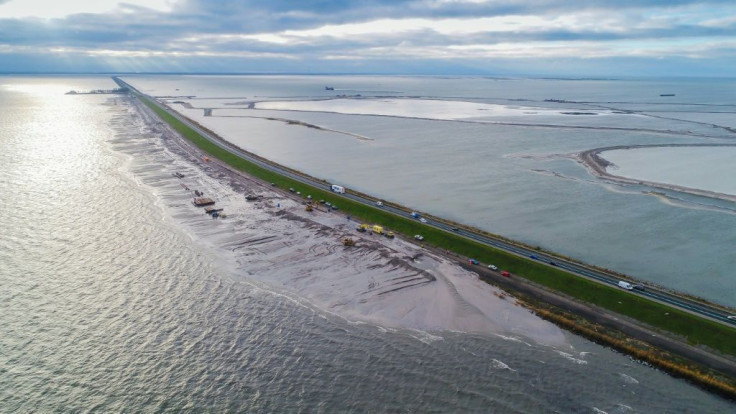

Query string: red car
[501,271,511,277]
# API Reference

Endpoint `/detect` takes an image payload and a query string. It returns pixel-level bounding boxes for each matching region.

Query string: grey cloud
[0,0,734,75]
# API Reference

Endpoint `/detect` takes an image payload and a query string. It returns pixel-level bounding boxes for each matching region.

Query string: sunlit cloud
[0,0,173,19]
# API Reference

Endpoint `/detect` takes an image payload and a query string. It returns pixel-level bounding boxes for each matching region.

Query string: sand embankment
[127,95,568,347]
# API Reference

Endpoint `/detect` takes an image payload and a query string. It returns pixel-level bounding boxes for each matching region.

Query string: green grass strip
[140,95,736,356]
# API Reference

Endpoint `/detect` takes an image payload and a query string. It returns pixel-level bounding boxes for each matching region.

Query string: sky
[0,0,734,77]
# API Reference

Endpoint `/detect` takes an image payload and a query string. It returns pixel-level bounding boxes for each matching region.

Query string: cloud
[0,0,734,75]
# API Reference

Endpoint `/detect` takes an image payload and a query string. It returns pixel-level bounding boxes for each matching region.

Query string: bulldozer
[305,204,313,212]
[342,238,355,247]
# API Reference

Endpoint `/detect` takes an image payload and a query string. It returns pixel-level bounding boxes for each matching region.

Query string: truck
[372,225,384,235]
[618,281,634,290]
[330,184,345,194]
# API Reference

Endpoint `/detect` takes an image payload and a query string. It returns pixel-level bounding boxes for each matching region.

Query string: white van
[330,184,345,194]
[618,281,634,290]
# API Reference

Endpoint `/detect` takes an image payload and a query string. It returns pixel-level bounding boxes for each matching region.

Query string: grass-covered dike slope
[140,95,736,358]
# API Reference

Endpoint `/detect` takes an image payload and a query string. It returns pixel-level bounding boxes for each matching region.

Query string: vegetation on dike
[140,96,736,358]
[527,304,736,400]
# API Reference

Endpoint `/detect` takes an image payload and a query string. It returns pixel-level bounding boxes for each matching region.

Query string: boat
[660,94,675,97]
[325,86,334,90]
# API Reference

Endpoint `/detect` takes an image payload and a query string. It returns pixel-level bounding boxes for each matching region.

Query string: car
[632,284,645,291]
[469,259,479,265]
[419,218,428,223]
[501,271,511,277]
[414,235,424,241]
[451,227,459,232]
[726,315,736,320]
[488,264,498,271]
[376,201,383,207]
[529,254,539,260]
[548,261,557,266]
[331,205,338,210]
[288,188,295,193]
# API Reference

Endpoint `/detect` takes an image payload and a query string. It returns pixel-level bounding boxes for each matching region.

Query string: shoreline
[577,144,736,204]
[127,94,569,345]
[123,90,736,399]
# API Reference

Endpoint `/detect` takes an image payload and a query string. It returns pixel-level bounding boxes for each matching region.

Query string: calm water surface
[1,76,733,412]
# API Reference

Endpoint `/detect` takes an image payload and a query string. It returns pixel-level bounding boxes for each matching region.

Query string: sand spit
[576,144,736,204]
[252,98,730,139]
[221,114,374,141]
[116,96,567,347]
[168,100,373,141]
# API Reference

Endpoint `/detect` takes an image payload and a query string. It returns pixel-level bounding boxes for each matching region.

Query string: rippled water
[1,76,733,412]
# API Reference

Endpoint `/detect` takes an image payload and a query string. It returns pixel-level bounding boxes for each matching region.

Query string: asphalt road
[114,77,736,328]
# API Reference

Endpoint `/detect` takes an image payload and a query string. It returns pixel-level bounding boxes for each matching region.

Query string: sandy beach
[122,95,569,347]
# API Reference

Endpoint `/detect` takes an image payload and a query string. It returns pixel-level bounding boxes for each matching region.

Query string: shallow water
[602,146,736,196]
[2,76,734,412]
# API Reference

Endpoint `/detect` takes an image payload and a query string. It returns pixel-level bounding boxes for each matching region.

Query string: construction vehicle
[342,238,355,246]
[372,225,384,235]
[385,231,395,239]
[356,223,369,232]
[305,204,313,212]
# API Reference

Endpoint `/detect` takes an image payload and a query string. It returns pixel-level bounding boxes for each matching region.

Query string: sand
[125,95,568,347]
